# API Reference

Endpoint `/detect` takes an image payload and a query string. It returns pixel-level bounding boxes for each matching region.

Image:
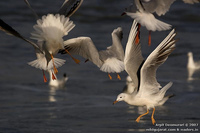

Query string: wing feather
[124,20,144,91]
[61,37,103,67]
[0,19,42,53]
[58,0,83,17]
[138,29,176,96]
[108,27,124,61]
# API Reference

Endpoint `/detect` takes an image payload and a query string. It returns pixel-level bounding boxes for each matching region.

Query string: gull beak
[121,12,126,16]
[113,100,118,105]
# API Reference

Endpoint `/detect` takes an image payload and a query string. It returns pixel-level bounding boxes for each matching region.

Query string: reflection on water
[49,86,58,102]
[48,84,68,102]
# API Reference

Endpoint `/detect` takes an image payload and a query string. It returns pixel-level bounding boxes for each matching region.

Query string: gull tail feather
[159,82,173,98]
[158,94,175,106]
[126,12,171,31]
[28,57,66,71]
[31,14,75,42]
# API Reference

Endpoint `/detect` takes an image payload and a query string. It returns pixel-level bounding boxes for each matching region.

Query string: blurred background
[0,0,200,132]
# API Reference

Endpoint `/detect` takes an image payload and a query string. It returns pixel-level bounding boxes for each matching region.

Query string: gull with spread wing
[60,27,124,80]
[23,0,82,80]
[0,19,63,82]
[124,0,199,45]
[113,20,177,125]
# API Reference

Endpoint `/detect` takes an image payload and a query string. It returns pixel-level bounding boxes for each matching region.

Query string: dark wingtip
[168,94,175,98]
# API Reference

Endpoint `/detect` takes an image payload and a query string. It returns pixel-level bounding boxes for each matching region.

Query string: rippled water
[0,0,200,133]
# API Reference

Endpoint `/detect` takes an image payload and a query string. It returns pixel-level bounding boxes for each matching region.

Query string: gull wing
[138,29,176,96]
[61,37,103,67]
[0,19,43,53]
[124,20,144,91]
[106,27,124,61]
[24,0,39,20]
[139,0,175,16]
[182,0,200,4]
[58,0,83,17]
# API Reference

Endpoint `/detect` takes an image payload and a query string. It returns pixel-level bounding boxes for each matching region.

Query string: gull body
[187,52,200,80]
[187,52,200,70]
[114,20,177,125]
[0,0,83,82]
[60,27,124,80]
[48,71,69,88]
[30,14,75,74]
[23,0,82,81]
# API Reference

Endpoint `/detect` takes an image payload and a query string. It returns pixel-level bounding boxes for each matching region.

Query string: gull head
[187,52,193,57]
[113,93,127,104]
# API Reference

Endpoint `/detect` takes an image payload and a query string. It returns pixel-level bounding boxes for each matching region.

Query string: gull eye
[120,97,122,98]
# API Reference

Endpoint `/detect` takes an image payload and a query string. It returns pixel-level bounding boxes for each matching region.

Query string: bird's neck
[124,93,137,105]
[188,54,195,68]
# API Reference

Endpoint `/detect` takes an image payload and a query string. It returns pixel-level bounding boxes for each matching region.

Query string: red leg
[42,70,47,83]
[148,31,151,46]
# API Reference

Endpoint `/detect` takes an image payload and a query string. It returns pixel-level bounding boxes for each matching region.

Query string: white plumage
[100,58,124,73]
[126,11,171,32]
[30,14,75,75]
[114,20,176,125]
[48,71,69,88]
[31,14,75,55]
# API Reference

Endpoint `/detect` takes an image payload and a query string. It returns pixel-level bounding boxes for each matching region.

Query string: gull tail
[28,56,66,71]
[158,94,175,106]
[126,12,171,31]
[31,14,75,42]
[159,82,173,98]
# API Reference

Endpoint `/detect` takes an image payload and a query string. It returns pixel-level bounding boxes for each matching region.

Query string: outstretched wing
[140,0,175,16]
[124,20,144,91]
[138,29,176,96]
[182,0,200,4]
[60,37,103,67]
[0,19,42,53]
[24,0,39,20]
[58,0,83,17]
[106,27,124,61]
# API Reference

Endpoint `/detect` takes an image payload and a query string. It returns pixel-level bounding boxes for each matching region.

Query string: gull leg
[117,73,121,80]
[148,31,151,46]
[52,72,56,80]
[50,54,58,74]
[65,49,80,64]
[151,108,156,125]
[108,73,112,80]
[135,109,149,123]
[135,23,141,45]
[42,70,47,83]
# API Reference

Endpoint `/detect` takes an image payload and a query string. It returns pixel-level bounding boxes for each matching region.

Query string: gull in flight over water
[0,15,74,82]
[123,0,199,46]
[0,0,83,82]
[113,20,177,125]
[24,0,83,76]
[60,27,124,80]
